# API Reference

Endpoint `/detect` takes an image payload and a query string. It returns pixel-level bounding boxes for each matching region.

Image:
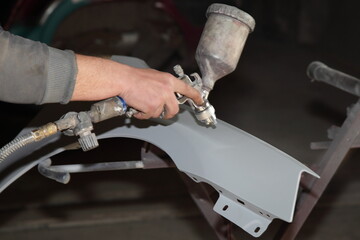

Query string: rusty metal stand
[279,62,360,240]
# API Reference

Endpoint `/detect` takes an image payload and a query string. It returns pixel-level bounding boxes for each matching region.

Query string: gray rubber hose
[0,133,35,163]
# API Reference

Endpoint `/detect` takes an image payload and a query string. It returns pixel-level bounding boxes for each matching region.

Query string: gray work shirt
[0,27,77,104]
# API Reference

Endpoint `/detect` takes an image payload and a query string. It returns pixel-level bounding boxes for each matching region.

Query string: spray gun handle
[120,99,166,119]
[125,107,139,118]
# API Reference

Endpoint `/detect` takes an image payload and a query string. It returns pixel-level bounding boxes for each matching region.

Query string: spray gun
[125,4,255,126]
[0,4,255,161]
[177,3,255,124]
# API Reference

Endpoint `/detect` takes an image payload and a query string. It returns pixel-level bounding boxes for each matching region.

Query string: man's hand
[72,55,203,119]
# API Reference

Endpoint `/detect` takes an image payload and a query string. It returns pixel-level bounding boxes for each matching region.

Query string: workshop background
[0,0,359,239]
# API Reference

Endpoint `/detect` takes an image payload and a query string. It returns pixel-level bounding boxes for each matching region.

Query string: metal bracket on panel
[214,194,271,237]
[186,172,274,237]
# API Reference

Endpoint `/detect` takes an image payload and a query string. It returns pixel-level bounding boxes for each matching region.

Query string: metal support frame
[279,62,360,239]
[280,100,360,239]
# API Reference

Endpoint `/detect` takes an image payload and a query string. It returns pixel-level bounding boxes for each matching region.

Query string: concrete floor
[1,3,360,239]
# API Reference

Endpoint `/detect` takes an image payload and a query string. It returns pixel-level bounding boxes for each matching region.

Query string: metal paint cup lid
[206,3,256,32]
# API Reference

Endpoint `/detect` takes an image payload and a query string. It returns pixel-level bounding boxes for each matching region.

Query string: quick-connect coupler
[31,123,58,141]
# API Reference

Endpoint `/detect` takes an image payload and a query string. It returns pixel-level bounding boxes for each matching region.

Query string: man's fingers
[133,111,149,120]
[133,101,178,120]
[173,79,203,105]
[163,96,179,119]
[153,105,165,118]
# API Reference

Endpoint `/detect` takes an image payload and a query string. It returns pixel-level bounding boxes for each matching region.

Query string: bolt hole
[192,177,197,181]
[237,199,245,205]
[222,205,228,211]
[218,190,222,193]
[259,211,263,215]
[254,227,260,233]
[266,214,270,218]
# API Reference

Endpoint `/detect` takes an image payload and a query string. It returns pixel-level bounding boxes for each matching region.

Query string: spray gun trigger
[173,65,217,126]
[174,65,203,104]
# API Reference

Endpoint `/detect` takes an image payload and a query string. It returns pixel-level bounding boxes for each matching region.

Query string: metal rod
[49,161,144,173]
[307,61,360,97]
[38,159,144,184]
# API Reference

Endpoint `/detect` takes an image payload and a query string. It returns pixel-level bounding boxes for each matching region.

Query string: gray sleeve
[0,28,77,104]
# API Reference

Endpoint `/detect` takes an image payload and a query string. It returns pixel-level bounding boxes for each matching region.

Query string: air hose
[0,123,59,163]
[0,133,35,163]
[0,96,127,164]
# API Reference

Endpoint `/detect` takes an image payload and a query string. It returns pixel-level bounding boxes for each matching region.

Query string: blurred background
[0,0,359,239]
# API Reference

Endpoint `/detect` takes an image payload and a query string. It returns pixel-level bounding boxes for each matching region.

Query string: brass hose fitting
[31,123,59,141]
